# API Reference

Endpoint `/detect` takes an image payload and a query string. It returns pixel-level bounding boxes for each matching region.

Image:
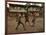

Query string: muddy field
[7,14,44,33]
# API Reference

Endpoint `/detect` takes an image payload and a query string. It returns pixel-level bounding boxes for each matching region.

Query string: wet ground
[7,15,44,33]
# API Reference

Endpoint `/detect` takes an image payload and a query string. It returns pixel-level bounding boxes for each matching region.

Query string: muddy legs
[16,21,26,30]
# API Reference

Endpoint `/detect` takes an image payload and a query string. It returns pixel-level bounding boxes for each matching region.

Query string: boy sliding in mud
[31,12,36,27]
[31,12,39,27]
[16,13,26,30]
